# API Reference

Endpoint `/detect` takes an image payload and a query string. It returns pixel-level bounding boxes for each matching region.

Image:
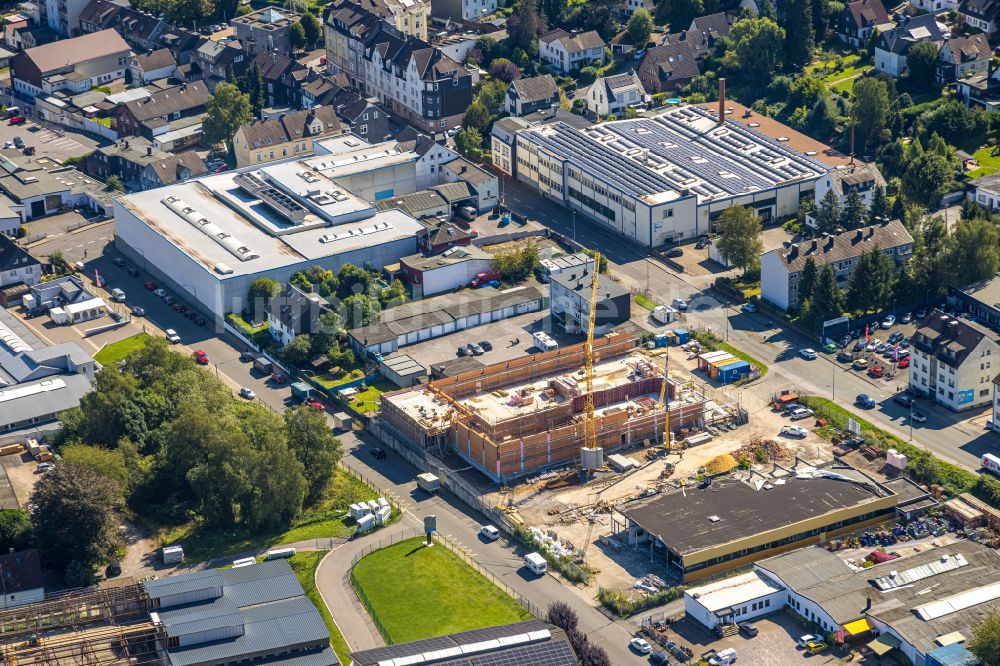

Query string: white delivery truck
[532,331,558,352]
[983,453,1000,477]
[523,552,547,576]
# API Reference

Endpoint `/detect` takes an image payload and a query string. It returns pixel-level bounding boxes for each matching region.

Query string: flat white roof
[117,172,423,279]
[686,571,784,613]
[64,297,105,314]
[309,136,419,179]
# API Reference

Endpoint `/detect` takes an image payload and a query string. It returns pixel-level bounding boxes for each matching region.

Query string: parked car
[781,425,808,438]
[888,332,904,344]
[193,350,208,365]
[881,314,896,328]
[911,411,927,423]
[673,298,688,311]
[127,268,140,277]
[195,317,206,326]
[837,350,853,363]
[649,652,670,666]
[239,387,255,400]
[915,309,927,319]
[468,343,484,356]
[479,340,493,352]
[898,359,910,368]
[850,329,861,339]
[665,248,683,258]
[856,394,876,408]
[165,328,180,343]
[22,146,33,156]
[131,305,145,316]
[12,136,24,148]
[306,400,325,412]
[742,302,758,313]
[144,280,157,290]
[901,312,912,324]
[153,288,167,298]
[370,447,387,459]
[899,338,911,349]
[798,348,817,360]
[868,365,884,378]
[893,393,915,407]
[695,237,709,249]
[789,408,813,420]
[738,623,758,638]
[806,641,828,654]
[852,358,869,370]
[798,635,821,648]
[36,462,54,472]
[164,296,177,306]
[853,340,867,352]
[8,117,25,125]
[629,637,652,655]
[479,525,500,542]
[457,345,469,357]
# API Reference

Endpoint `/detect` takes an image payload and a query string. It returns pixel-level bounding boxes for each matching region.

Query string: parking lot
[666,612,837,665]
[0,117,101,163]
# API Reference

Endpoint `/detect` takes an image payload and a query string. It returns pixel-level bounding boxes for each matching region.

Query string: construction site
[0,580,166,666]
[379,331,739,482]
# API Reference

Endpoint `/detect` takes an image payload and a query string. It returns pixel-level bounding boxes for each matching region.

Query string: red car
[173,303,187,313]
[271,372,288,384]
[144,280,157,290]
[306,400,325,412]
[868,365,885,378]
[8,116,25,125]
[193,350,208,365]
[898,359,910,369]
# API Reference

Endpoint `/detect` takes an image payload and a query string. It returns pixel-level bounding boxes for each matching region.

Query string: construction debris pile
[528,526,578,560]
[734,437,791,464]
[633,574,668,594]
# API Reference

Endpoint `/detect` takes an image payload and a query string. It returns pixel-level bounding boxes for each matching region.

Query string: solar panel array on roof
[234,172,309,223]
[874,553,969,591]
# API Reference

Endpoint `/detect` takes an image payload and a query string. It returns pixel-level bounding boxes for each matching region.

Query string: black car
[479,340,493,352]
[837,334,851,348]
[112,257,125,267]
[853,340,866,352]
[837,350,853,363]
[665,248,683,258]
[739,623,758,637]
[194,317,207,326]
[186,310,199,320]
[850,329,862,339]
[371,447,387,460]
[127,267,140,278]
[894,393,915,407]
[457,345,469,357]
[649,652,670,666]
[695,237,709,249]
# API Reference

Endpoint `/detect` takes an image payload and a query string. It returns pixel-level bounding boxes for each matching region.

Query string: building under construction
[380,333,718,482]
[0,560,337,666]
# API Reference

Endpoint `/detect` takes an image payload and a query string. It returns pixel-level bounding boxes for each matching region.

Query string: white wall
[1,586,43,609]
[760,250,791,311]
[421,258,491,296]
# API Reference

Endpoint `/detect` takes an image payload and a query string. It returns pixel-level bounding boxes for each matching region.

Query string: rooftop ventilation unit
[234,173,308,223]
[214,263,234,275]
[318,221,395,244]
[161,196,260,262]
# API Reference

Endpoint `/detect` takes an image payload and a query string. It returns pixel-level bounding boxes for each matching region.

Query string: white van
[231,557,256,568]
[265,547,296,560]
[523,552,547,576]
[709,648,737,666]
[111,288,126,302]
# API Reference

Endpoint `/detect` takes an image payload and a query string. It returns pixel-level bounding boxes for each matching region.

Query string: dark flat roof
[622,468,892,557]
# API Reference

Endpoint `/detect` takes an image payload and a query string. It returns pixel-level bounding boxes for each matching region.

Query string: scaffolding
[0,583,167,666]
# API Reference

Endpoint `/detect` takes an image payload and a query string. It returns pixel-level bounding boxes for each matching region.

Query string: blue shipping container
[673,328,689,344]
[654,334,669,348]
[717,359,750,384]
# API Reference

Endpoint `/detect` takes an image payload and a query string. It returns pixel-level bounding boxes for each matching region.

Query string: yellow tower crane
[584,253,600,453]
[658,348,669,448]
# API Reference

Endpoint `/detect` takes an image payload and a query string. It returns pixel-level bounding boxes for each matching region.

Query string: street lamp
[572,209,577,242]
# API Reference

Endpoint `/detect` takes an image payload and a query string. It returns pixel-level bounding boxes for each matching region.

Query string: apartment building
[325,5,474,132]
[232,107,344,167]
[431,0,497,22]
[355,0,429,40]
[909,310,1000,411]
[11,28,130,98]
[760,220,913,311]
[234,7,300,56]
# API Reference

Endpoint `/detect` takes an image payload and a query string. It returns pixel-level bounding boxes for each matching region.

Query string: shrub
[598,586,681,616]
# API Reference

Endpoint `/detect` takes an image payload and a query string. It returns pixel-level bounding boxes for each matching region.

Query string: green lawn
[966,145,1000,179]
[348,379,396,415]
[160,467,378,562]
[635,293,659,311]
[95,333,150,365]
[226,312,268,334]
[351,537,532,644]
[288,552,353,665]
[313,368,365,390]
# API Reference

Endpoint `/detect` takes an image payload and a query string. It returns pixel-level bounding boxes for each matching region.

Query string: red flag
[865,324,869,342]
[94,269,102,288]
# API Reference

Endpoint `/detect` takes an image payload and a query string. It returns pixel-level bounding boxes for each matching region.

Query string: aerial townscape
[7,0,1000,662]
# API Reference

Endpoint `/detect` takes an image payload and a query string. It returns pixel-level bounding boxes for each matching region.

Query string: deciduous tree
[285,405,343,503]
[246,277,281,323]
[782,0,813,69]
[969,612,1000,666]
[905,40,939,87]
[0,509,32,552]
[300,12,322,48]
[203,83,253,146]
[853,78,889,150]
[715,206,763,277]
[728,18,785,87]
[627,8,654,47]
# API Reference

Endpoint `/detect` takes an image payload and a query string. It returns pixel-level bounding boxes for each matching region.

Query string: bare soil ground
[3,452,40,507]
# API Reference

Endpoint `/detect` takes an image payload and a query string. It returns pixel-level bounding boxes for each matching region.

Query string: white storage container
[375,506,392,525]
[356,513,377,533]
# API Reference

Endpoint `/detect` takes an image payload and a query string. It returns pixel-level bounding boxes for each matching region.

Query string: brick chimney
[718,78,726,125]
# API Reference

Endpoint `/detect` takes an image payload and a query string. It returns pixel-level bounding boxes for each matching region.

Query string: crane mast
[584,253,600,452]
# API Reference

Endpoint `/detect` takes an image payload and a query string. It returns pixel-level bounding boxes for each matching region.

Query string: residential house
[2,14,29,50]
[431,0,497,22]
[193,39,248,89]
[909,309,1000,411]
[233,107,344,167]
[0,550,44,609]
[0,195,23,238]
[233,7,300,57]
[505,75,560,116]
[637,32,707,93]
[338,95,390,142]
[760,220,913,311]
[960,0,1000,33]
[967,172,1000,211]
[956,69,1000,110]
[416,220,474,252]
[874,14,947,77]
[129,48,177,84]
[586,71,646,116]
[937,34,990,82]
[11,28,130,98]
[0,235,40,289]
[115,81,210,141]
[396,127,458,189]
[253,51,310,109]
[325,1,384,88]
[78,0,201,64]
[44,0,95,36]
[838,0,891,47]
[550,270,631,336]
[539,29,605,73]
[265,283,332,347]
[353,0,430,40]
[689,11,736,41]
[441,157,497,211]
[0,152,111,219]
[813,163,887,210]
[912,0,959,13]
[12,24,57,50]
[88,137,207,190]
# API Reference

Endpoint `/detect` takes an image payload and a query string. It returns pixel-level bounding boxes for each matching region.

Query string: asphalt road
[499,174,1000,471]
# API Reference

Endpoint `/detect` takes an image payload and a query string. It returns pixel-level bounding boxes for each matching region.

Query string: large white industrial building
[113,133,491,320]
[511,104,831,247]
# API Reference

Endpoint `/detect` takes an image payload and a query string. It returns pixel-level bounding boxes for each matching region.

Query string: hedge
[598,586,681,617]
